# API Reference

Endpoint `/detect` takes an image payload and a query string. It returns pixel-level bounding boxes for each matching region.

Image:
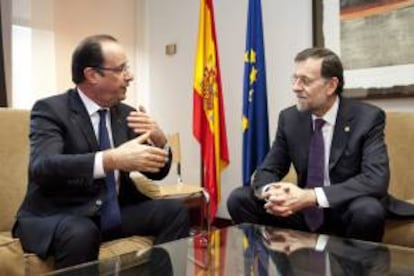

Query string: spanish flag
[193,0,229,221]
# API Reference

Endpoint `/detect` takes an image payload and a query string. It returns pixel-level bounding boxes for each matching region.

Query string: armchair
[0,108,153,275]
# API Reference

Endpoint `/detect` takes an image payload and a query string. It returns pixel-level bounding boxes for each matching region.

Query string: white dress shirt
[77,88,120,190]
[313,96,340,208]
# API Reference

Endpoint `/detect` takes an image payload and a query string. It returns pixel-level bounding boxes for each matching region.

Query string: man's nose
[292,81,302,93]
[125,71,134,81]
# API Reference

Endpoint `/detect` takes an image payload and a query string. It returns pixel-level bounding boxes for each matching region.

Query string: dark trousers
[227,186,385,242]
[41,198,189,269]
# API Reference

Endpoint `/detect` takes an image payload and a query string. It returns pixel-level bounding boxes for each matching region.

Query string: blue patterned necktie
[98,109,122,235]
[304,118,325,231]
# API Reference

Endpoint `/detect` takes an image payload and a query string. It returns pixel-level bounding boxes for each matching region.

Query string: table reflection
[240,224,390,276]
[48,223,414,275]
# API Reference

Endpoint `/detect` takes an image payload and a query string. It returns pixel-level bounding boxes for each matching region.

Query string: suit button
[96,199,103,206]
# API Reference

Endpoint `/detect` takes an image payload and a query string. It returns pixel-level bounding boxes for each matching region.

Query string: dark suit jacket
[253,97,389,208]
[13,89,171,257]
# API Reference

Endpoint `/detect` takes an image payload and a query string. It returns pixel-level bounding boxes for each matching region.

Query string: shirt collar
[77,87,105,116]
[312,95,339,127]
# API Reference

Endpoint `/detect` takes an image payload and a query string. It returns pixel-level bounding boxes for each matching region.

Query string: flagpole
[199,150,207,230]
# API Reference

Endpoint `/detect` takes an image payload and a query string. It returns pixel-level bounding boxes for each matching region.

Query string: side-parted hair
[295,47,344,95]
[71,34,118,84]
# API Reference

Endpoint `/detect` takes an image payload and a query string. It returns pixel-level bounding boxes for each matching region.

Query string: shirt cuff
[93,151,106,179]
[315,234,329,251]
[314,187,330,208]
[261,183,274,198]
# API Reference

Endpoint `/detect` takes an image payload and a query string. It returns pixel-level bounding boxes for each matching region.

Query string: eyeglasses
[291,75,327,87]
[94,64,130,74]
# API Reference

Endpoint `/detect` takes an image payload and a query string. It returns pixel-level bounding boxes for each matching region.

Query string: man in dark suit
[13,34,190,269]
[227,47,389,242]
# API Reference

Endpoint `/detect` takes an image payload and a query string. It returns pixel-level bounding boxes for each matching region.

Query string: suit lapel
[68,89,100,151]
[329,98,353,170]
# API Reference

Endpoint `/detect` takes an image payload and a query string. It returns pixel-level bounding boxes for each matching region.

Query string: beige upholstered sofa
[382,112,414,246]
[0,108,153,275]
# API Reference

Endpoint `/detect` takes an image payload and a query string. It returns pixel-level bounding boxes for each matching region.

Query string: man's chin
[118,93,127,102]
[296,103,308,112]
[106,97,124,107]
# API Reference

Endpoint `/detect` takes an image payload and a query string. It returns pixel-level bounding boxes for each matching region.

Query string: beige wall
[1,0,12,104]
[53,0,139,106]
[7,0,141,108]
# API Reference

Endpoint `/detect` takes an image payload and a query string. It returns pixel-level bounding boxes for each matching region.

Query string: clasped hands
[263,182,317,217]
[103,108,168,173]
[261,226,317,254]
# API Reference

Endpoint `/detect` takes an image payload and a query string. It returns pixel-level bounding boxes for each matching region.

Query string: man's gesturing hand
[103,132,169,173]
[126,108,167,148]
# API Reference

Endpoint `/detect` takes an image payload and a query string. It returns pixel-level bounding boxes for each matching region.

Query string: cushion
[0,231,13,242]
[99,235,154,260]
[385,112,414,200]
[24,254,54,275]
[130,171,204,199]
[0,238,26,276]
[0,109,30,231]
[383,219,414,248]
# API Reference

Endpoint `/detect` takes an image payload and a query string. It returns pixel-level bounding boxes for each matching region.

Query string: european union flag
[242,0,269,186]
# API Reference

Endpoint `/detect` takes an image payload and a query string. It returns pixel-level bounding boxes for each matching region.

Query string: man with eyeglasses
[228,47,390,242]
[13,34,190,269]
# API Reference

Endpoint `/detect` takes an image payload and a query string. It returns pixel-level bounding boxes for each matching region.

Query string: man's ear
[326,77,339,96]
[83,67,100,84]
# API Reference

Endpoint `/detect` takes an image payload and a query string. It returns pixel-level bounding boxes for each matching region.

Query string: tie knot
[314,118,325,131]
[98,109,107,119]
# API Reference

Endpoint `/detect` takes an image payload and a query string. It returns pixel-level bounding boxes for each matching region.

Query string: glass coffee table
[48,223,414,275]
